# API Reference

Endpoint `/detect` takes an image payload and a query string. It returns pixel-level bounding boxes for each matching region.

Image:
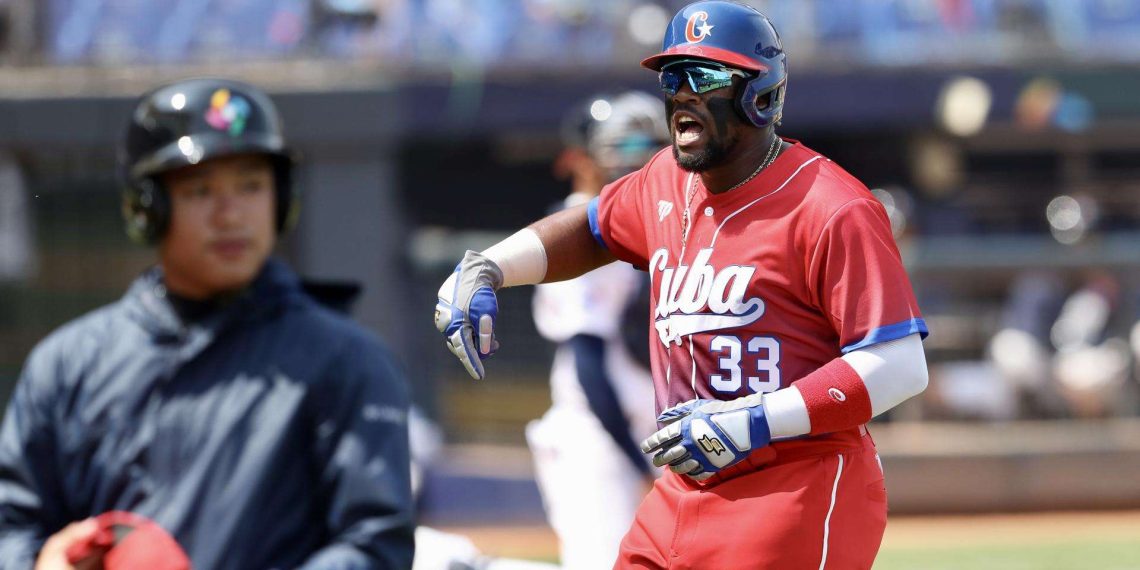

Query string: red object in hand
[65,511,191,570]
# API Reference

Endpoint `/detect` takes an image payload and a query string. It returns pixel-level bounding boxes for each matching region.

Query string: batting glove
[640,393,771,481]
[434,250,504,380]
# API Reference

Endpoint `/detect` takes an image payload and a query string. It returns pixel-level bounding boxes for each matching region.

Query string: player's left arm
[643,198,929,480]
[784,197,930,436]
[642,335,928,480]
[761,333,928,438]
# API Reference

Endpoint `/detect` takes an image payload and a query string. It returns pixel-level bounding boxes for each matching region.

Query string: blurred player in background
[526,92,666,570]
[990,269,1136,420]
[0,78,415,569]
[985,196,1137,421]
[435,1,929,567]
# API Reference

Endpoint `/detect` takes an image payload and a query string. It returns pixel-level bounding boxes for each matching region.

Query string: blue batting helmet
[641,1,787,128]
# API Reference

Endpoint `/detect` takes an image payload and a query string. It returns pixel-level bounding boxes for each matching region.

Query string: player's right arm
[527,204,616,282]
[435,154,657,380]
[434,204,616,380]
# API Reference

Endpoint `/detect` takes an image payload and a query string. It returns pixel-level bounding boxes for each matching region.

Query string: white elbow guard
[482,228,548,287]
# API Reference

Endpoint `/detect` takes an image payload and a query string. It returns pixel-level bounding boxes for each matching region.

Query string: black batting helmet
[119,78,298,244]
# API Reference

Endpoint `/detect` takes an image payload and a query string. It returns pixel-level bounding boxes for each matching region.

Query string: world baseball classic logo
[205,89,252,137]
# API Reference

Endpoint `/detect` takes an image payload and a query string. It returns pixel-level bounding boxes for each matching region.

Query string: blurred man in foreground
[0,78,415,569]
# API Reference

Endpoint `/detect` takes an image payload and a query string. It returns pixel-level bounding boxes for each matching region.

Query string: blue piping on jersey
[841,317,929,354]
[587,197,608,250]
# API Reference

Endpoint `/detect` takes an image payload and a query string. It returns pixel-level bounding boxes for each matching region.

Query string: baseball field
[442,510,1140,569]
[875,511,1140,570]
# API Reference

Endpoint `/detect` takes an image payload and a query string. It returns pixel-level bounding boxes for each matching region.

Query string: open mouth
[673,113,705,147]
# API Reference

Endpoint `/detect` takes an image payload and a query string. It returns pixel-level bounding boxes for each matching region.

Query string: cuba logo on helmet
[684,10,714,43]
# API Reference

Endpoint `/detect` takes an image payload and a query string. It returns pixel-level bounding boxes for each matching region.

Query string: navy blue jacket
[0,259,415,569]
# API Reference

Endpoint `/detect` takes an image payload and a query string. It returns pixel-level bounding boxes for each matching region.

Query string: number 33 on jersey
[651,246,781,396]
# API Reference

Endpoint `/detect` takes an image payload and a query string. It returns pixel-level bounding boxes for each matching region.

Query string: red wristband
[795,358,871,435]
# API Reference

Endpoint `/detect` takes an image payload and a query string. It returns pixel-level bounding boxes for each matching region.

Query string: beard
[673,133,735,172]
[669,97,742,172]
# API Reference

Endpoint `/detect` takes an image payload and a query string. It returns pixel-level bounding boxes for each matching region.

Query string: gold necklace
[680,135,782,242]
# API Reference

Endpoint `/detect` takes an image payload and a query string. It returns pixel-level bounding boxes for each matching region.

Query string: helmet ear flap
[737,75,786,128]
[769,83,786,126]
[123,156,298,244]
[274,156,300,233]
[733,81,757,126]
[122,178,170,245]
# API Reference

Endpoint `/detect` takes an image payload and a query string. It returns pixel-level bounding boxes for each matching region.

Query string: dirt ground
[436,510,1140,562]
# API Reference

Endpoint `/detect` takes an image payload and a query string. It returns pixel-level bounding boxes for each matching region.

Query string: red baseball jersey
[589,140,926,449]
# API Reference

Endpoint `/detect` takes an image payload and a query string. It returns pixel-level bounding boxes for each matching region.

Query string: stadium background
[0,0,1138,566]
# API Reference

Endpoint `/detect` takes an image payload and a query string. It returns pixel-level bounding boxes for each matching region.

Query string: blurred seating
[16,0,1140,68]
[44,0,308,64]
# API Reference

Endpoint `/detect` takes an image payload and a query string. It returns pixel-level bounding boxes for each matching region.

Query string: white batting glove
[434,250,504,380]
[640,394,771,481]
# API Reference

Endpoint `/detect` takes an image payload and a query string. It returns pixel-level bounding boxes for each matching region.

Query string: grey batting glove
[641,393,771,482]
[434,250,504,380]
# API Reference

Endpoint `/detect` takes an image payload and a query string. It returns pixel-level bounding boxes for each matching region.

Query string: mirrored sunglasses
[659,60,749,95]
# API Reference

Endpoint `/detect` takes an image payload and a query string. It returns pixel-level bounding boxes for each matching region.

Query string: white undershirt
[763,333,929,438]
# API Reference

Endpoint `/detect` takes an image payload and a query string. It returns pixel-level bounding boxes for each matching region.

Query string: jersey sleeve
[808,198,928,353]
[591,167,651,268]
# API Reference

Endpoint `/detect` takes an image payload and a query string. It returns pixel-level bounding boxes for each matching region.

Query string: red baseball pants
[616,434,887,569]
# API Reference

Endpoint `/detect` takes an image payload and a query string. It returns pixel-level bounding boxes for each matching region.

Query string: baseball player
[0,78,415,568]
[527,92,666,570]
[434,1,929,568]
